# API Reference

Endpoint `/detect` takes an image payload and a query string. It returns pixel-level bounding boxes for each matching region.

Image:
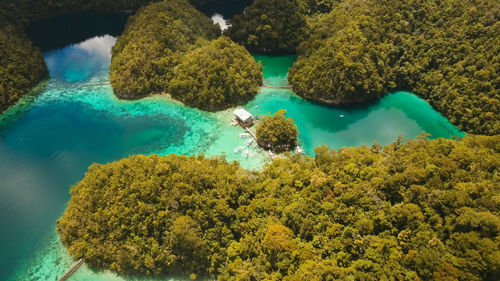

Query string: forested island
[58,135,499,280]
[0,0,261,112]
[110,0,262,110]
[1,0,498,133]
[1,1,499,280]
[0,13,47,113]
[288,0,499,135]
[0,0,153,113]
[256,109,299,152]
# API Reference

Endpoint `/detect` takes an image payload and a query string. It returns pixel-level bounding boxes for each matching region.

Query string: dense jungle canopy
[109,0,220,99]
[288,0,500,135]
[0,13,47,113]
[256,109,299,152]
[110,0,263,110]
[58,135,500,280]
[225,0,307,54]
[168,36,262,110]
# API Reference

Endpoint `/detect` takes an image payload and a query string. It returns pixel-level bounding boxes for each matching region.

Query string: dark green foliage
[256,109,298,152]
[57,154,253,277]
[0,15,47,113]
[226,0,307,54]
[289,0,500,135]
[0,0,154,25]
[169,36,262,110]
[110,0,220,99]
[297,0,340,15]
[58,134,500,280]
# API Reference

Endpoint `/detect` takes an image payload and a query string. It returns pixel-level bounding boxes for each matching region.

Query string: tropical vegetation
[169,36,262,110]
[0,14,47,113]
[58,134,500,280]
[110,0,220,99]
[226,0,307,54]
[256,109,298,152]
[110,0,262,110]
[288,0,500,135]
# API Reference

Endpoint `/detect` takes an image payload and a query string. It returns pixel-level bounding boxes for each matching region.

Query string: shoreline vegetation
[225,0,307,54]
[57,135,500,280]
[288,0,500,136]
[0,0,498,280]
[256,109,299,152]
[109,0,263,111]
[0,0,497,135]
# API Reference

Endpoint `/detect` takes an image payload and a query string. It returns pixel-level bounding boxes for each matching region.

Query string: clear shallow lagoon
[0,34,464,281]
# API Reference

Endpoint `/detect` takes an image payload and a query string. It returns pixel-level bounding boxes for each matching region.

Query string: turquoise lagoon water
[0,35,464,281]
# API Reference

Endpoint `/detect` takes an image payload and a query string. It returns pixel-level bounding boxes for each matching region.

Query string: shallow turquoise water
[0,36,464,281]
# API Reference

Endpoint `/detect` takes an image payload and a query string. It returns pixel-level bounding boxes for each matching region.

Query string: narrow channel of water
[0,28,464,281]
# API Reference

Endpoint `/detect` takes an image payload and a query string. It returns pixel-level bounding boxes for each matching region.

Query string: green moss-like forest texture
[110,0,262,110]
[256,109,298,152]
[288,0,500,135]
[226,0,307,54]
[57,135,500,280]
[0,14,47,113]
[169,36,262,110]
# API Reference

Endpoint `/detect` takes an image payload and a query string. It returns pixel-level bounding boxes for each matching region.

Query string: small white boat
[243,149,250,157]
[340,114,344,118]
[234,145,244,153]
[239,132,250,138]
[246,139,253,146]
[254,105,259,108]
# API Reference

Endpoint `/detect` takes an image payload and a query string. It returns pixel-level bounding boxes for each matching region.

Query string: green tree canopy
[57,154,253,276]
[169,36,262,110]
[110,0,220,99]
[289,0,500,135]
[226,0,307,54]
[0,14,47,113]
[58,135,500,280]
[256,109,299,152]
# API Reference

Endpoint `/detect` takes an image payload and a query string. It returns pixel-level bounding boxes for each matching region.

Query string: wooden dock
[58,258,84,281]
[243,126,258,142]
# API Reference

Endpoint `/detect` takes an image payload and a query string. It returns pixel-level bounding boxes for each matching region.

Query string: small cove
[0,15,464,281]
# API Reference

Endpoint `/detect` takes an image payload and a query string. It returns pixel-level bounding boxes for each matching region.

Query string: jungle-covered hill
[0,13,47,113]
[225,0,307,54]
[288,0,500,135]
[168,36,262,110]
[110,0,263,110]
[58,134,500,280]
[109,0,221,99]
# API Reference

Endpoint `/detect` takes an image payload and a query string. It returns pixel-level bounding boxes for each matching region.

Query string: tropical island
[256,109,299,152]
[0,0,499,280]
[109,0,263,110]
[1,0,499,134]
[58,135,500,280]
[288,0,499,135]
